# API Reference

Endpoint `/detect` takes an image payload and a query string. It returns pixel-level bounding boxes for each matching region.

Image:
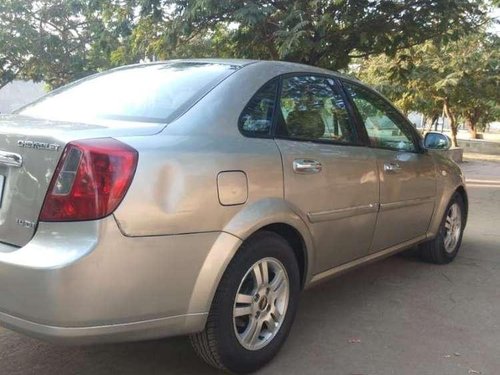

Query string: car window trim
[271,72,365,147]
[332,78,371,147]
[270,76,284,138]
[272,135,368,148]
[339,78,425,154]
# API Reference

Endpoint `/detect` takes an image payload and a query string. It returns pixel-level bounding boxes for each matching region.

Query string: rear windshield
[18,62,237,124]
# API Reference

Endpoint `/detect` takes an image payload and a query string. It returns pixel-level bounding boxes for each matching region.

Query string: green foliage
[159,0,487,70]
[0,0,492,91]
[0,0,133,89]
[356,44,443,118]
[356,32,500,144]
[0,0,37,89]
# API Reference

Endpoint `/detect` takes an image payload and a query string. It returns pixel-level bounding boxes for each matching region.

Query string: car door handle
[384,162,401,173]
[293,159,322,174]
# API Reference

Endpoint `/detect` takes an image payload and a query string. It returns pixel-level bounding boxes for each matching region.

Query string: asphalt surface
[1,157,499,375]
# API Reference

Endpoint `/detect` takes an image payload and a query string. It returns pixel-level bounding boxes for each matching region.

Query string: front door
[274,75,379,273]
[343,81,437,252]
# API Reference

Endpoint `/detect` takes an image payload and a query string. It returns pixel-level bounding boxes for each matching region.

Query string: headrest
[286,110,325,139]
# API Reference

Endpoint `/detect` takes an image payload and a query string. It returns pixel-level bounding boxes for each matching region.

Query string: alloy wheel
[443,202,462,253]
[233,257,290,351]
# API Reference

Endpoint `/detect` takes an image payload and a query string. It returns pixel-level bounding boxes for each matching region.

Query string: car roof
[125,58,359,82]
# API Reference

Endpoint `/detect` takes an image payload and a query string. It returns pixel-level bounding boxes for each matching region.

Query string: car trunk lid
[0,114,162,247]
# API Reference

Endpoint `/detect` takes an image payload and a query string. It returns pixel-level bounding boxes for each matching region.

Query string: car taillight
[39,138,138,222]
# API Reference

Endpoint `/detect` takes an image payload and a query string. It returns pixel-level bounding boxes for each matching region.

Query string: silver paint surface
[0,60,466,343]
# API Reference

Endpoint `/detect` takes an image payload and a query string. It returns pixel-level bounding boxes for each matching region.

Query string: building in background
[0,81,45,114]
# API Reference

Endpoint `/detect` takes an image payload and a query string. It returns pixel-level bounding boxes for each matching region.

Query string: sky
[490,6,500,34]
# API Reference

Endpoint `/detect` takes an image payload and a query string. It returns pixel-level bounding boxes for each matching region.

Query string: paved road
[1,158,499,375]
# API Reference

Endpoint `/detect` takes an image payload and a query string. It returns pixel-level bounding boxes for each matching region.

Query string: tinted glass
[239,80,278,136]
[344,82,417,152]
[277,76,356,144]
[19,62,236,124]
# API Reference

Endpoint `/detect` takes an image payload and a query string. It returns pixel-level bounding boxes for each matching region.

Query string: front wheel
[190,231,300,373]
[419,192,465,264]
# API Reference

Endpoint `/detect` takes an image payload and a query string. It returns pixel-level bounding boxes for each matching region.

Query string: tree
[0,0,491,90]
[447,34,499,139]
[0,1,38,89]
[356,32,499,147]
[136,0,487,71]
[0,0,134,89]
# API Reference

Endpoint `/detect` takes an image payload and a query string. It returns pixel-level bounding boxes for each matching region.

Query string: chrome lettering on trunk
[18,140,61,152]
[16,218,36,229]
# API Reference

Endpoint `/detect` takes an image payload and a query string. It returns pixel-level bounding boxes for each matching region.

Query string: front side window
[239,80,278,136]
[18,62,237,124]
[344,82,417,152]
[276,75,357,144]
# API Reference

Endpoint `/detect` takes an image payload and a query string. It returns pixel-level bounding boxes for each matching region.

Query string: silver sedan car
[0,60,466,373]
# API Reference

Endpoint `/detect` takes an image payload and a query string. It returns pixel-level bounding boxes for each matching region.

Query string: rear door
[274,75,379,273]
[342,81,436,252]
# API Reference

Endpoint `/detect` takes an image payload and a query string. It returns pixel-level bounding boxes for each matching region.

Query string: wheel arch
[428,182,468,239]
[455,185,468,225]
[187,198,315,321]
[253,223,308,289]
[222,198,315,289]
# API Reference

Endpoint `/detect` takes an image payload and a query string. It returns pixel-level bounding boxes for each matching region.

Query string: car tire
[419,193,465,264]
[190,231,300,374]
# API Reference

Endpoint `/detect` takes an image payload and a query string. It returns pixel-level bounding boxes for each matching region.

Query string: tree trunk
[443,99,458,147]
[465,117,477,139]
[464,108,480,139]
[420,115,427,135]
[424,114,438,133]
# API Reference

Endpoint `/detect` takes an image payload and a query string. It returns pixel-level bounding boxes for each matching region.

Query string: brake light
[39,138,138,221]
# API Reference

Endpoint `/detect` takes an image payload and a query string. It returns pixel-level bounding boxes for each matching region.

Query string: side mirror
[424,132,451,150]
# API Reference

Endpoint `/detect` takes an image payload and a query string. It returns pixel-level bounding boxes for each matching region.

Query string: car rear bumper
[0,217,241,344]
[0,310,207,344]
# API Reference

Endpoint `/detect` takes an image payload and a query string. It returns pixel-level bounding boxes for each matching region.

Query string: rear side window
[19,62,237,124]
[239,80,279,137]
[276,75,357,144]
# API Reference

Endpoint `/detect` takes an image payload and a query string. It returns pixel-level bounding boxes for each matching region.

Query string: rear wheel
[419,193,465,264]
[190,231,300,373]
